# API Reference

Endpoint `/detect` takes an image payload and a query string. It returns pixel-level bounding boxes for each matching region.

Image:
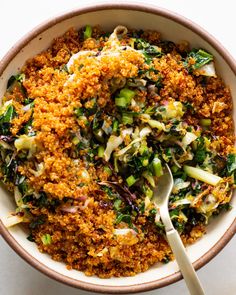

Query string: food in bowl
[0,24,235,278]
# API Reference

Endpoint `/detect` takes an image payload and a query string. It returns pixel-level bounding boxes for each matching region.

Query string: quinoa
[0,25,235,278]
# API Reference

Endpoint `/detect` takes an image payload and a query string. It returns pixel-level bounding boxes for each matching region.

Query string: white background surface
[0,1,235,294]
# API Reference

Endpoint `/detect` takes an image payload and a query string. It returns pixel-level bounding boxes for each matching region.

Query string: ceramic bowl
[0,3,236,294]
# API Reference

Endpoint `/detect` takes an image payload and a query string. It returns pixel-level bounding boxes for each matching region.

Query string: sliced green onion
[152,156,163,177]
[143,185,153,199]
[104,166,112,176]
[114,199,122,211]
[171,165,179,173]
[139,144,148,155]
[183,165,222,186]
[72,136,80,145]
[41,234,52,245]
[122,113,133,125]
[200,118,211,127]
[112,120,119,133]
[126,175,137,187]
[84,25,92,39]
[115,96,127,107]
[119,88,135,103]
[98,146,105,158]
[142,158,149,167]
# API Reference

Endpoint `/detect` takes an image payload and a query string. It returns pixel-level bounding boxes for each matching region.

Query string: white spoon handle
[166,228,205,295]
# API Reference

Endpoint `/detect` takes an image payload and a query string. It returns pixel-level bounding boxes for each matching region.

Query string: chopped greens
[184,49,213,72]
[41,233,52,245]
[227,154,236,175]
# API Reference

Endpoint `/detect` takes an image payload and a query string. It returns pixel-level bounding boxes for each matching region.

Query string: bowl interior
[0,6,236,292]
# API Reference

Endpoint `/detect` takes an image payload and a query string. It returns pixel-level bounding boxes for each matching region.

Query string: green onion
[112,120,119,133]
[143,185,153,198]
[84,25,92,39]
[72,136,80,145]
[171,165,179,173]
[200,118,211,127]
[114,199,122,211]
[104,166,112,176]
[139,144,148,155]
[122,113,133,125]
[183,165,222,186]
[119,88,135,103]
[97,146,105,158]
[152,156,163,177]
[115,96,127,107]
[142,158,149,167]
[115,88,135,108]
[126,175,137,187]
[41,234,52,245]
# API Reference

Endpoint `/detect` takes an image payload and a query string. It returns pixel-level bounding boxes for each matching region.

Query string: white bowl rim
[0,3,236,294]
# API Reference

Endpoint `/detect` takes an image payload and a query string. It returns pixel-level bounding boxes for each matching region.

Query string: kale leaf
[184,49,213,72]
[226,154,236,175]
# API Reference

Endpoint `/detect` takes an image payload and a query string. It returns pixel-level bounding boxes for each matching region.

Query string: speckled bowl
[0,3,236,294]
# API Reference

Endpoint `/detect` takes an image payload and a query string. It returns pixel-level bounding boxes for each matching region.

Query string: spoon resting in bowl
[153,164,205,295]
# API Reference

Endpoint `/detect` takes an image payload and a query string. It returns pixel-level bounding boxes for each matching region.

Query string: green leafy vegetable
[0,105,17,135]
[226,154,236,175]
[115,213,132,226]
[193,137,207,164]
[7,74,25,89]
[29,216,45,229]
[135,39,162,63]
[184,49,213,72]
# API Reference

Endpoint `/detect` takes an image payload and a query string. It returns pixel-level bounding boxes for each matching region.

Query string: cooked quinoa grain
[0,25,235,278]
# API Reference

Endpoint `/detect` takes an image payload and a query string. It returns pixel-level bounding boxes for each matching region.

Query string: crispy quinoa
[0,25,235,278]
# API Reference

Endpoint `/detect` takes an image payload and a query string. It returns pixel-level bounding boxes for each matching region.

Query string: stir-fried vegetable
[184,49,214,73]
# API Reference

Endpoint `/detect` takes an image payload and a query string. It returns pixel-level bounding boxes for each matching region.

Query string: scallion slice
[152,156,163,177]
[112,120,119,133]
[41,234,52,245]
[104,166,112,176]
[119,88,135,103]
[115,96,127,107]
[126,175,137,187]
[84,25,92,39]
[98,146,105,158]
[122,113,133,125]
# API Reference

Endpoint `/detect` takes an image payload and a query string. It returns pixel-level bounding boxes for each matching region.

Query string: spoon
[153,164,205,295]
